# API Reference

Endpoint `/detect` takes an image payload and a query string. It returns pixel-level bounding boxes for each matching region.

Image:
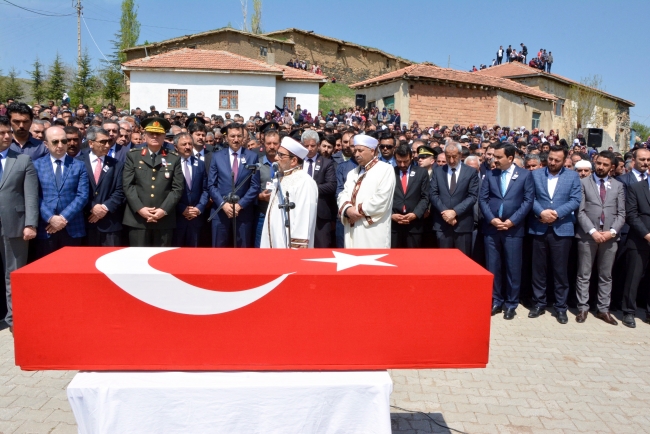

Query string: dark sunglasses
[50,139,68,146]
[379,145,394,150]
[92,139,110,145]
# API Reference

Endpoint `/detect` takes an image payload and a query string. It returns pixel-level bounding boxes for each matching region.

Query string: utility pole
[76,0,82,68]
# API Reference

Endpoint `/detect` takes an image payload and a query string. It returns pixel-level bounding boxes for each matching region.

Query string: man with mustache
[8,102,48,160]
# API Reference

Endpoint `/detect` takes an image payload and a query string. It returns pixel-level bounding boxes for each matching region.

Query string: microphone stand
[274,169,295,248]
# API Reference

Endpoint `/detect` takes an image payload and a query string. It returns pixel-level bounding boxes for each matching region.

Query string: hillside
[319,83,355,114]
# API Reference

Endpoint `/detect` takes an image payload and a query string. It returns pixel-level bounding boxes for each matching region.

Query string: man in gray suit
[575,151,625,325]
[0,117,39,333]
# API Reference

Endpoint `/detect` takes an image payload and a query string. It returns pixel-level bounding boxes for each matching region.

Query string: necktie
[55,160,62,189]
[0,154,4,183]
[232,152,239,180]
[109,147,115,159]
[449,168,457,194]
[307,158,314,177]
[600,179,606,226]
[269,162,275,179]
[93,157,102,184]
[499,169,507,218]
[151,152,156,166]
[401,171,408,212]
[183,159,192,189]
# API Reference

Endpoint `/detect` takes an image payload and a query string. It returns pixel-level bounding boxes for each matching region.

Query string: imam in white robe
[337,158,395,248]
[261,168,318,248]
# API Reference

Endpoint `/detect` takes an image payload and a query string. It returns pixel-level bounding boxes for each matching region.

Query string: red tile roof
[350,64,557,101]
[122,48,327,82]
[475,62,634,106]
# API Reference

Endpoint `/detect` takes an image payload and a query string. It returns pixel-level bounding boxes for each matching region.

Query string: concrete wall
[275,81,321,114]
[407,82,498,128]
[496,90,554,132]
[353,80,409,126]
[129,70,277,117]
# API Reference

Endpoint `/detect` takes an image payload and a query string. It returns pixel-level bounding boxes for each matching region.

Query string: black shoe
[528,307,545,318]
[504,308,516,320]
[556,311,568,324]
[491,305,503,316]
[622,314,636,328]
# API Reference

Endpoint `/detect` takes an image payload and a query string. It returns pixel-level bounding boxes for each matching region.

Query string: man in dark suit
[334,129,358,248]
[0,116,39,332]
[301,130,337,248]
[391,143,430,248]
[430,143,479,256]
[33,126,89,258]
[208,123,260,247]
[528,145,582,324]
[122,118,184,247]
[575,151,625,325]
[102,120,130,163]
[621,173,650,328]
[173,133,209,247]
[79,126,125,246]
[479,143,534,320]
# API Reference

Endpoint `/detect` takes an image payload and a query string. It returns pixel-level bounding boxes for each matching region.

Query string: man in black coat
[391,143,430,248]
[430,143,480,256]
[79,126,125,246]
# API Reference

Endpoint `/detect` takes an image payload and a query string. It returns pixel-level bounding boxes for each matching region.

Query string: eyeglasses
[92,139,110,145]
[49,139,68,146]
[378,145,394,150]
[276,151,290,159]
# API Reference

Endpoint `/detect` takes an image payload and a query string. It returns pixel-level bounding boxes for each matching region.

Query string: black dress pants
[531,231,572,312]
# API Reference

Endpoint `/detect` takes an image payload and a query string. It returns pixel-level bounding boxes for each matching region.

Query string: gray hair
[301,129,320,145]
[464,155,480,165]
[525,154,541,164]
[118,121,132,131]
[513,156,524,167]
[173,132,193,147]
[86,126,109,142]
[206,132,214,139]
[31,119,47,127]
[444,142,462,153]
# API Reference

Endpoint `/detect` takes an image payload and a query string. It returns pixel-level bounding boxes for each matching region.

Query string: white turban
[574,160,592,169]
[353,134,378,150]
[280,136,308,159]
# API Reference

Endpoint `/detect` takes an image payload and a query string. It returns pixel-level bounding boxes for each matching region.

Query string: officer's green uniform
[122,118,184,247]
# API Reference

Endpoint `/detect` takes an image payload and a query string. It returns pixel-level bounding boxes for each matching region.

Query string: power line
[1,0,75,17]
[81,12,109,63]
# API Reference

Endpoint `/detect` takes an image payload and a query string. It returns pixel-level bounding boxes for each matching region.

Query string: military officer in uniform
[122,117,184,247]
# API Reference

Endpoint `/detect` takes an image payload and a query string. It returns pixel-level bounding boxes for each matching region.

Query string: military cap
[141,117,171,134]
[260,121,279,134]
[417,145,435,157]
[289,128,304,141]
[185,116,205,128]
[220,122,245,135]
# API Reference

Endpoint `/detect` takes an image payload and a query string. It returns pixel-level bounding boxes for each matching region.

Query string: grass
[319,83,355,113]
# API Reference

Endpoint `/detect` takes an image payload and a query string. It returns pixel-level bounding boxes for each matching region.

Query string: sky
[1,0,648,126]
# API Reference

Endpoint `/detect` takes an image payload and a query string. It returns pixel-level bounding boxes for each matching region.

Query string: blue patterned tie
[55,160,63,189]
[498,169,507,218]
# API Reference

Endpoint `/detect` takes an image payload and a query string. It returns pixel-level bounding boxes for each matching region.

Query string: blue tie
[498,169,507,218]
[55,160,63,189]
[269,162,275,179]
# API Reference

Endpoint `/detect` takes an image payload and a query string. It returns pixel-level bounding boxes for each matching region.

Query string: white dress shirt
[90,152,103,175]
[50,154,65,176]
[0,148,8,171]
[193,149,205,161]
[546,169,561,199]
[182,157,194,179]
[302,154,318,177]
[229,148,241,167]
[447,163,461,189]
[631,168,647,182]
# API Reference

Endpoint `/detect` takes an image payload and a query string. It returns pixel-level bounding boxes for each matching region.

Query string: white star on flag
[303,251,397,271]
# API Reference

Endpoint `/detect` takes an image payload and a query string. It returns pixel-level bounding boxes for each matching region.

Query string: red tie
[232,152,239,180]
[401,171,408,212]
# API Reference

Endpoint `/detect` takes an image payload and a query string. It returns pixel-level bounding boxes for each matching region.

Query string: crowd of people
[2,97,650,337]
[285,58,324,75]
[472,43,554,74]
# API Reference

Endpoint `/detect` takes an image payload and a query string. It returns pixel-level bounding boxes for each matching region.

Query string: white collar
[593,173,609,184]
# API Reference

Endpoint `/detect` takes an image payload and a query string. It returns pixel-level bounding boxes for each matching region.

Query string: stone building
[122,49,327,117]
[123,28,412,85]
[350,64,557,131]
[476,62,634,150]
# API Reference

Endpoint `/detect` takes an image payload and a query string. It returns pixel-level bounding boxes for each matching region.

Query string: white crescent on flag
[95,247,292,315]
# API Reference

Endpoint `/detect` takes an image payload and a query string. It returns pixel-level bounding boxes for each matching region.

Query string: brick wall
[408,82,498,127]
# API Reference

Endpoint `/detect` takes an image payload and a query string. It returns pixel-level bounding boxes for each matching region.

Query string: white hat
[353,134,378,150]
[280,136,308,159]
[575,160,591,169]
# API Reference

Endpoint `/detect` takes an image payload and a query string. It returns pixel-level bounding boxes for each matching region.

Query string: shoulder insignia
[141,148,147,156]
[161,149,168,157]
[130,147,140,152]
[169,151,178,156]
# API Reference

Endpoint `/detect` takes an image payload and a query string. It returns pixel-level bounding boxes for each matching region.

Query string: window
[283,97,296,112]
[554,98,564,116]
[168,89,187,109]
[603,111,609,125]
[219,90,239,110]
[368,100,376,109]
[532,112,541,130]
[383,96,395,109]
[260,46,268,57]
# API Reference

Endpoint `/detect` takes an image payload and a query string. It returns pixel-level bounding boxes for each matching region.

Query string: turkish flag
[13,247,493,370]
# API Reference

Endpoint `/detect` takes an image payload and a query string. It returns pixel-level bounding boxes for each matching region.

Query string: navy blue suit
[174,156,209,247]
[479,165,534,309]
[33,155,89,257]
[335,158,358,248]
[528,167,582,312]
[79,153,125,246]
[208,147,260,247]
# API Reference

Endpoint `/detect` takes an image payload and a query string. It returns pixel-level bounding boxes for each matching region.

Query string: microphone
[272,162,281,178]
[245,163,261,171]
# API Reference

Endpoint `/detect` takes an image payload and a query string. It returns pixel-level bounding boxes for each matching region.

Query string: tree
[251,0,263,34]
[29,58,46,104]
[117,0,140,65]
[561,75,609,142]
[240,0,248,32]
[103,67,122,103]
[632,121,650,143]
[70,50,96,105]
[46,53,67,103]
[4,68,24,101]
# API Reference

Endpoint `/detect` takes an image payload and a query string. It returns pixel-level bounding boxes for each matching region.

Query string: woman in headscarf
[282,109,294,125]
